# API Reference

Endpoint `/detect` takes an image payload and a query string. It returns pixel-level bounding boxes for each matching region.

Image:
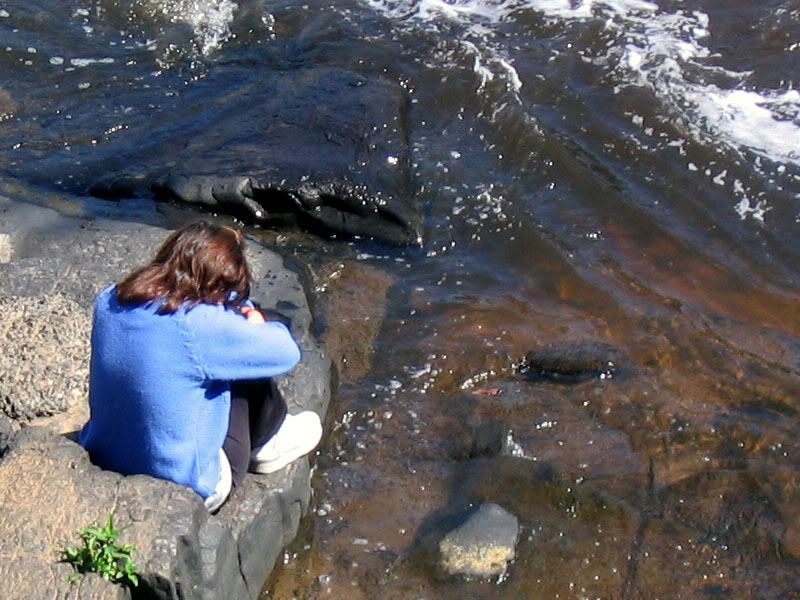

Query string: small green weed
[60,514,139,587]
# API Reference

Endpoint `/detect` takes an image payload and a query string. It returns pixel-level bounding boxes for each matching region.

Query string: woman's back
[80,285,300,498]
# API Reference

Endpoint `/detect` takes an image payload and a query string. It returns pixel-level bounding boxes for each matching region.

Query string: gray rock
[439,503,519,578]
[0,294,92,420]
[0,196,332,599]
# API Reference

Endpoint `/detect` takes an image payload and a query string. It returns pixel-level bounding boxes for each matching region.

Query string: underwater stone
[523,341,627,383]
[439,502,519,578]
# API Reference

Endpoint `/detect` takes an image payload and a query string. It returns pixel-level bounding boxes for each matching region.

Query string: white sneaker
[205,449,232,513]
[249,411,323,474]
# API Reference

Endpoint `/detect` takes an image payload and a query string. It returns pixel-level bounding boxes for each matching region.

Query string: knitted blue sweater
[79,286,301,499]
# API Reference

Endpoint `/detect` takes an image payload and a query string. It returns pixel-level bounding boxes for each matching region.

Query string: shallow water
[1,0,799,597]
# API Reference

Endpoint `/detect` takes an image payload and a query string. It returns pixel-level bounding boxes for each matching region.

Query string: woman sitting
[79,221,322,512]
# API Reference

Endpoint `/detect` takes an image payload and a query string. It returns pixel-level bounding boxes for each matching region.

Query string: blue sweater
[79,286,301,499]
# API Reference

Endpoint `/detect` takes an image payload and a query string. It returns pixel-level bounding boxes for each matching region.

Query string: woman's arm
[184,304,301,381]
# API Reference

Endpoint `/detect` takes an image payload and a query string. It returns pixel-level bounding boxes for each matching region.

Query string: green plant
[60,514,139,587]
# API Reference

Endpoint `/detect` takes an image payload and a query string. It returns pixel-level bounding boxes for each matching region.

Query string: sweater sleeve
[184,304,301,381]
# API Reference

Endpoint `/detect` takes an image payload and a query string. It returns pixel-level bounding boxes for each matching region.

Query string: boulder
[438,502,519,578]
[14,68,420,245]
[0,196,332,599]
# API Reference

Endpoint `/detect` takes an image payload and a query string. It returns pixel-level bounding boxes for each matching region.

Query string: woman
[79,221,322,512]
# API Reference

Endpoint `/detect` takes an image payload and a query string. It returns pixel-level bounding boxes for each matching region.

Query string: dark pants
[223,379,287,488]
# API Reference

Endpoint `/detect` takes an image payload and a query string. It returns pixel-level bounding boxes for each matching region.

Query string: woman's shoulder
[183,302,240,324]
[95,285,166,317]
[94,284,117,310]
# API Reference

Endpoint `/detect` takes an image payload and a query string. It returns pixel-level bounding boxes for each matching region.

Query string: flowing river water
[1,0,799,597]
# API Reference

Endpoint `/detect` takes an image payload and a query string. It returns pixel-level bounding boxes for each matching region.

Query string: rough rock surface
[438,503,519,578]
[0,195,332,600]
[0,293,92,420]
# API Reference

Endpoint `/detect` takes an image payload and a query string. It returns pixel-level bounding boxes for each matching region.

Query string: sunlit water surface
[1,0,798,597]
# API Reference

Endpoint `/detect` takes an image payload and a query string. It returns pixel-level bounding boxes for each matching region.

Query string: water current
[1,0,799,597]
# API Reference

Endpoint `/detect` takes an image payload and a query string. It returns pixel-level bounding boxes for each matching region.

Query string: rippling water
[1,0,799,597]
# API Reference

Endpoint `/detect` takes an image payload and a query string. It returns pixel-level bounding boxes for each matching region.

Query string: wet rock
[0,196,332,599]
[467,380,650,503]
[45,68,420,245]
[317,261,394,385]
[436,455,639,597]
[658,469,782,552]
[439,503,519,578]
[469,420,511,459]
[633,518,754,598]
[522,341,626,383]
[753,464,800,559]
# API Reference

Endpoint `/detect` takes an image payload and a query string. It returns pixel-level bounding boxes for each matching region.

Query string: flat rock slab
[0,196,332,599]
[439,502,519,578]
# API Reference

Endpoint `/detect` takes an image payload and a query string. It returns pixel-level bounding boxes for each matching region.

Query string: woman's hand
[240,306,265,324]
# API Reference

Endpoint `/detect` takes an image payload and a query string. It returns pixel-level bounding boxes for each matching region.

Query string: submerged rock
[468,420,511,459]
[438,503,519,578]
[0,196,332,599]
[522,341,626,383]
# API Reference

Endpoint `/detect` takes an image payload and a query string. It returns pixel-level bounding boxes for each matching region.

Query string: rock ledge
[0,196,331,599]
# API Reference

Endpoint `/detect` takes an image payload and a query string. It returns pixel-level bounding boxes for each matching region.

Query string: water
[1,0,799,597]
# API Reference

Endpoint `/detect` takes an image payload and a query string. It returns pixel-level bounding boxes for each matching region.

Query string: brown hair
[116,221,251,314]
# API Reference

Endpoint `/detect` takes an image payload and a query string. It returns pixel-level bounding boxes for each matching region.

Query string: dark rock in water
[469,420,509,458]
[658,469,783,552]
[438,502,519,578]
[0,196,332,600]
[522,341,626,383]
[66,68,420,245]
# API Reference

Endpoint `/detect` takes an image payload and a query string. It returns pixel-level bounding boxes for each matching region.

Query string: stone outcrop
[0,196,332,599]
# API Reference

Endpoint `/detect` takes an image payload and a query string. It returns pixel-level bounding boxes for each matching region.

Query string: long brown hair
[116,221,251,314]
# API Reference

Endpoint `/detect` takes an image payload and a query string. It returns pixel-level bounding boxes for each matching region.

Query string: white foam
[612,8,800,168]
[363,0,523,100]
[689,89,799,166]
[70,57,115,67]
[147,0,238,55]
[361,0,800,170]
